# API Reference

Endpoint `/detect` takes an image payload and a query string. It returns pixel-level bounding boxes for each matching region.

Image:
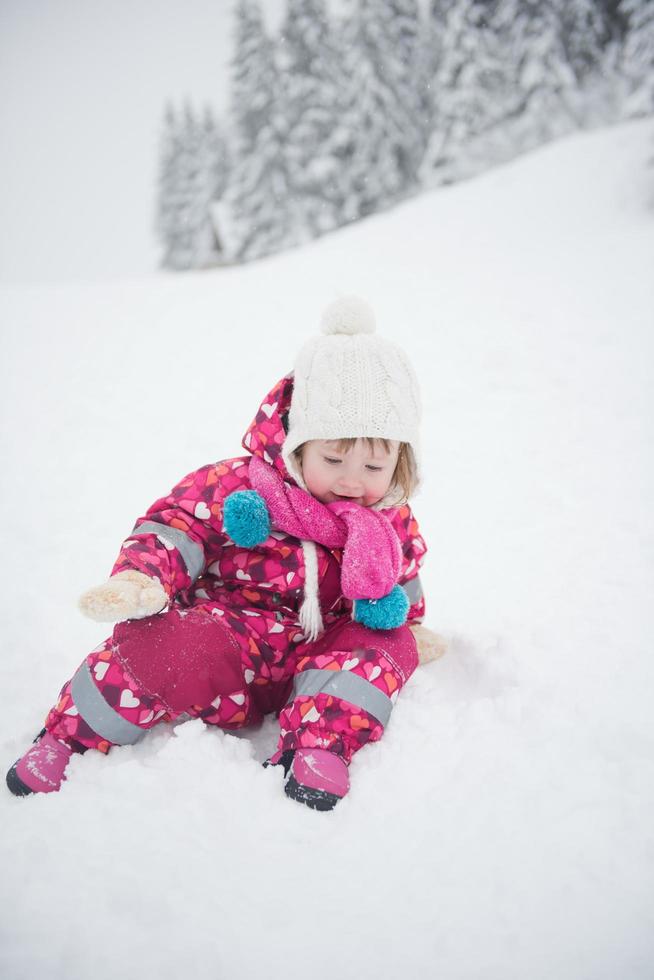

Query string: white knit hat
[282,295,422,502]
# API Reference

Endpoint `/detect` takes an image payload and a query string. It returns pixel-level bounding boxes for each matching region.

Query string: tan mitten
[410,623,448,666]
[78,570,168,623]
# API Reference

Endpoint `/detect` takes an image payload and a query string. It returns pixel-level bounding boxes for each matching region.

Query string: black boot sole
[6,764,34,797]
[284,775,341,811]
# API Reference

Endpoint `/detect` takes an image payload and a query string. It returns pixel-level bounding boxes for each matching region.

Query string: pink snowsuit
[44,375,427,767]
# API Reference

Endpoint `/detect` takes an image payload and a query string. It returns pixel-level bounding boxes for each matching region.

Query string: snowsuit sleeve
[111,459,249,599]
[392,504,428,624]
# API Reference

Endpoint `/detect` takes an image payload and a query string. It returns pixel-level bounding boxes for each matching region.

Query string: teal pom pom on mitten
[353,584,410,630]
[223,490,271,547]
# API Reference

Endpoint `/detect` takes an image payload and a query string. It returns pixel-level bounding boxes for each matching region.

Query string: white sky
[0,0,289,283]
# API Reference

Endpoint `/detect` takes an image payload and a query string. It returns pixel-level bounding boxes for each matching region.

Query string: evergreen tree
[620,0,654,113]
[195,107,231,263]
[230,0,276,157]
[422,0,608,183]
[423,0,513,179]
[420,0,454,175]
[156,102,229,270]
[333,0,421,220]
[225,0,294,261]
[156,102,183,267]
[316,7,368,225]
[505,0,579,146]
[278,0,342,238]
[386,0,429,189]
[560,0,611,85]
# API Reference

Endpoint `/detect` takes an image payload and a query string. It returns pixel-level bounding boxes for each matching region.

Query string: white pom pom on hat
[320,295,376,336]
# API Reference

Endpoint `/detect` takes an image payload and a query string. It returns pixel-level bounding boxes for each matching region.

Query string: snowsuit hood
[241,374,297,483]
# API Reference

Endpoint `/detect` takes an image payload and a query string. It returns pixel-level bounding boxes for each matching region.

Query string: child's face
[300,439,400,507]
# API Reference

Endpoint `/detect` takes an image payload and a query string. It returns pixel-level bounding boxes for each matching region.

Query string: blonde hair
[294,438,418,506]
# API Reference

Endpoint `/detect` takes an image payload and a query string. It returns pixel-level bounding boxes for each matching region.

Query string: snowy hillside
[1,119,653,980]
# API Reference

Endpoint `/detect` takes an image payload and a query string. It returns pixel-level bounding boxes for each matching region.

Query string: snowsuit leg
[275,620,419,765]
[45,605,259,752]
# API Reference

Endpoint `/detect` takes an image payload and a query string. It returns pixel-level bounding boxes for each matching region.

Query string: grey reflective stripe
[71,663,145,746]
[401,575,423,606]
[291,668,393,727]
[131,520,204,582]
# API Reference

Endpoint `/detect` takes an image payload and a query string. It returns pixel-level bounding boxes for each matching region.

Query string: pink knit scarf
[248,455,401,599]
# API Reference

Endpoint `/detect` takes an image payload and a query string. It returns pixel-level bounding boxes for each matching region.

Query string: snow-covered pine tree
[420,0,453,181]
[560,0,611,85]
[320,8,367,225]
[156,102,183,267]
[503,0,580,150]
[418,0,445,146]
[193,106,230,266]
[278,0,342,239]
[385,0,429,191]
[333,0,421,221]
[156,102,229,270]
[224,0,295,262]
[453,0,536,169]
[556,0,617,125]
[475,0,606,160]
[619,0,654,114]
[422,0,613,185]
[422,0,514,182]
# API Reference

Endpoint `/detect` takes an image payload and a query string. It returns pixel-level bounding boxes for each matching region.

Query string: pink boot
[6,730,75,796]
[285,748,350,811]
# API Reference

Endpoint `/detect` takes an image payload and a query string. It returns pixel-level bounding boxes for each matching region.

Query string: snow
[1,118,653,979]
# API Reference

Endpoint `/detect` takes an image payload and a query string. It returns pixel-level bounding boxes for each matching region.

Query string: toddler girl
[6,296,434,811]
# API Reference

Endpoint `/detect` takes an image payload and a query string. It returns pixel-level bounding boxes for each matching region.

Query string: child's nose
[336,473,363,494]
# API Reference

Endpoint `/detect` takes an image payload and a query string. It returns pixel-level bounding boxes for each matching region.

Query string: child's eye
[365,465,383,472]
[324,457,341,465]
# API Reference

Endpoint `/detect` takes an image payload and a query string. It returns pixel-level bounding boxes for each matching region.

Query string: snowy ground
[1,119,653,980]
